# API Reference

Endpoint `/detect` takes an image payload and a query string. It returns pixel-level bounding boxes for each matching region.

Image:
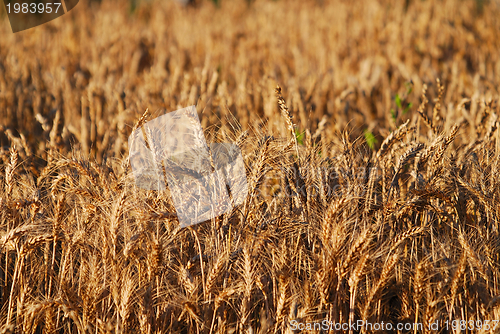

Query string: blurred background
[0,0,499,165]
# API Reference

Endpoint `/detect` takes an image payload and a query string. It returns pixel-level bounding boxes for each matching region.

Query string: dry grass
[1,0,500,332]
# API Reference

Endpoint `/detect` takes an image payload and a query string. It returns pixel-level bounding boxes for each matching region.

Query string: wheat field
[1,0,500,333]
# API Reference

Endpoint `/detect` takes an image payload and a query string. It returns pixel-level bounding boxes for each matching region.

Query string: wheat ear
[276,85,300,161]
